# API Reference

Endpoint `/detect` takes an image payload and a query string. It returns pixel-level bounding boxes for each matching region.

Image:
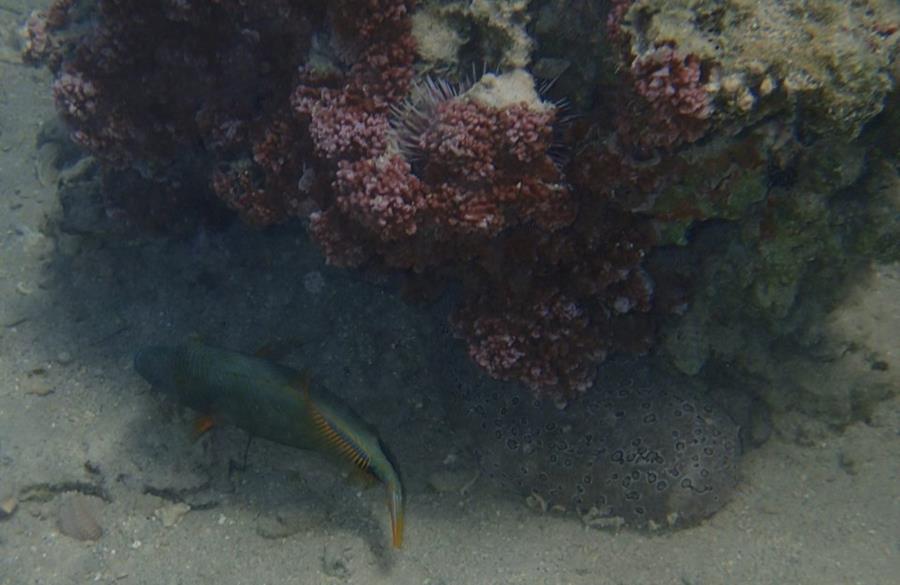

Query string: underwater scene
[0,0,898,583]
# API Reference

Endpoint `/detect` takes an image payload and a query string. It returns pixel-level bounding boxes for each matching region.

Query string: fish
[134,341,405,548]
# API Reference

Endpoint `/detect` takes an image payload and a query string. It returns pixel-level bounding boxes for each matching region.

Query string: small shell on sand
[0,496,17,519]
[57,493,103,541]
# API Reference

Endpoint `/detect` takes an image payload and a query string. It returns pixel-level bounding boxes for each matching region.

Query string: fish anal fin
[307,400,371,475]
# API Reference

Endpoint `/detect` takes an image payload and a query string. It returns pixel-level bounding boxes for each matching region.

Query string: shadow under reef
[9,169,772,564]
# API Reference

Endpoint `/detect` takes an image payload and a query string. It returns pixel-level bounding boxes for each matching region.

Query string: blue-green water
[0,1,897,584]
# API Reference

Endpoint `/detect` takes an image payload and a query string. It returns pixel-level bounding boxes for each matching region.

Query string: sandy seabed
[0,2,898,584]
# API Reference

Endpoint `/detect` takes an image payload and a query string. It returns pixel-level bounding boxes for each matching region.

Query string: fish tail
[387,478,404,549]
[306,392,405,548]
[374,439,405,548]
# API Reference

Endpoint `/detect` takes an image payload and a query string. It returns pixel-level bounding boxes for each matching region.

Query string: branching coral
[28,0,317,230]
[622,45,712,151]
[451,204,658,398]
[27,0,712,400]
[297,63,576,270]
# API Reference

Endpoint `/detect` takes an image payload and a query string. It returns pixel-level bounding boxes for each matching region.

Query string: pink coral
[619,45,713,152]
[334,154,425,240]
[32,0,318,227]
[211,161,280,227]
[412,97,574,238]
[454,289,606,395]
[297,90,393,160]
[308,208,371,268]
[606,0,634,46]
[450,204,658,400]
[297,57,575,265]
[417,99,502,180]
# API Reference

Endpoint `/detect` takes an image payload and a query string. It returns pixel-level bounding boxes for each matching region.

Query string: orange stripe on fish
[306,390,372,474]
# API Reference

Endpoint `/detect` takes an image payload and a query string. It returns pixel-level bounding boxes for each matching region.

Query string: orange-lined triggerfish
[134,341,405,548]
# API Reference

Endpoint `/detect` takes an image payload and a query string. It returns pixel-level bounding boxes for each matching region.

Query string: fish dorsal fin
[306,395,372,476]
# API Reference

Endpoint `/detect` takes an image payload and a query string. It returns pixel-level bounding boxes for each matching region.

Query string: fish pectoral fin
[192,414,216,440]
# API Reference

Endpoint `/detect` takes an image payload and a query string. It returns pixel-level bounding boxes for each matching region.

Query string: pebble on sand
[57,493,103,541]
[427,469,477,494]
[155,502,191,528]
[24,380,54,396]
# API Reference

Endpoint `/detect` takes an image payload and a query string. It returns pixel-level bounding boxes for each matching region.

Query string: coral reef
[612,0,899,140]
[620,45,712,152]
[27,0,900,416]
[539,0,899,422]
[661,138,900,426]
[29,0,320,231]
[411,0,534,72]
[295,50,653,397]
[451,202,658,397]
[30,0,647,399]
[297,68,574,267]
[571,119,795,245]
[853,160,900,263]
